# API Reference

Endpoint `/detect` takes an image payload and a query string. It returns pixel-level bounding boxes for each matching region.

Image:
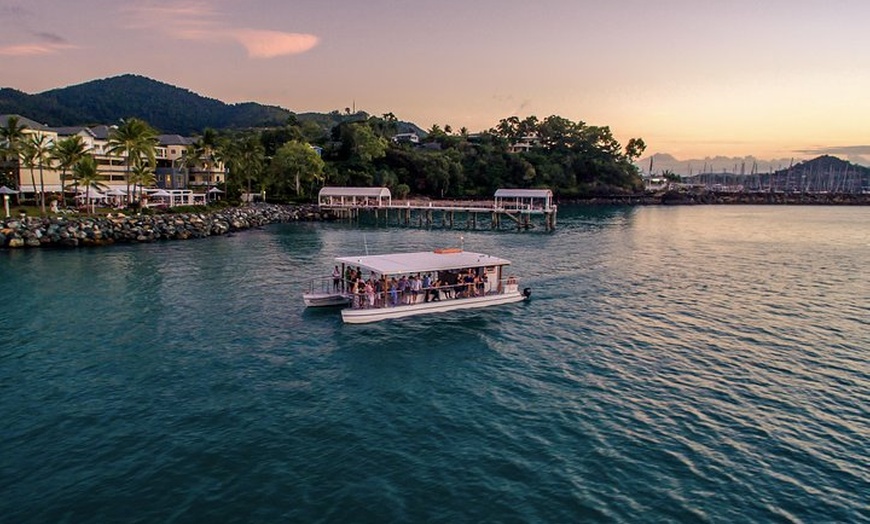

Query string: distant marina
[643,154,870,196]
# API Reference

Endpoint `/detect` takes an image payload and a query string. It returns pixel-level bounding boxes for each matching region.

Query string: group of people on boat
[334,265,491,309]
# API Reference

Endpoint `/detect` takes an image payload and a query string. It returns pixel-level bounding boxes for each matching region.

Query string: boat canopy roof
[335,250,511,275]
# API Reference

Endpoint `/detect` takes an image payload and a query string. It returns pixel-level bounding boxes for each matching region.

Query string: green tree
[493,116,521,142]
[661,169,681,182]
[300,120,327,144]
[51,135,89,207]
[0,116,26,191]
[20,139,39,206]
[625,138,646,163]
[347,124,387,163]
[538,115,582,150]
[218,133,250,200]
[261,124,304,157]
[367,113,399,140]
[193,128,225,188]
[580,125,621,157]
[516,116,538,139]
[107,118,158,204]
[27,133,53,214]
[267,141,326,198]
[21,133,53,213]
[395,183,410,199]
[0,116,26,161]
[180,143,200,188]
[235,135,265,203]
[130,160,156,201]
[73,156,106,215]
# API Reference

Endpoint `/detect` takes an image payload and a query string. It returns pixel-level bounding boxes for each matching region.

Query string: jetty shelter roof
[318,186,392,207]
[319,187,391,198]
[335,250,511,276]
[494,188,552,199]
[494,188,554,211]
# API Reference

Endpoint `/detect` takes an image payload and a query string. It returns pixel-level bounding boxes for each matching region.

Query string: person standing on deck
[431,277,442,301]
[410,274,422,304]
[398,275,409,304]
[389,278,399,306]
[345,266,353,292]
[422,273,432,302]
[365,279,375,308]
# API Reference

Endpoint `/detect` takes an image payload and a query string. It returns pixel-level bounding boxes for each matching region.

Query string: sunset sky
[2,0,869,165]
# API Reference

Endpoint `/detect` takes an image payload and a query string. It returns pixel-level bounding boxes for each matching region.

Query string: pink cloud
[122,2,319,58]
[231,29,319,58]
[0,42,77,56]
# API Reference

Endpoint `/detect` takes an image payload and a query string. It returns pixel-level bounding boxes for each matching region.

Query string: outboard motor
[522,287,532,300]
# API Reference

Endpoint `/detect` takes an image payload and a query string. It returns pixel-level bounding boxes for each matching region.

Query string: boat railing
[345,277,521,310]
[306,275,349,295]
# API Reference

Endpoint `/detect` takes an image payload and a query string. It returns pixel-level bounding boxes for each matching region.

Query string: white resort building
[0,114,226,206]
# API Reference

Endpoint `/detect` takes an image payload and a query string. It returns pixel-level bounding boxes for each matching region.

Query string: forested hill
[1,74,304,134]
[1,75,646,197]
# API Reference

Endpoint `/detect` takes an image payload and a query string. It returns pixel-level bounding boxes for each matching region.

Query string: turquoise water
[1,206,868,523]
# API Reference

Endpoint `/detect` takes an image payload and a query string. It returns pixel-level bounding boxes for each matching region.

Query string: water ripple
[1,206,868,523]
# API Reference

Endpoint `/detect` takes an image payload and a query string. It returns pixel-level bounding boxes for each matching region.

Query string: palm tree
[193,128,225,188]
[73,156,105,215]
[232,135,265,203]
[217,138,239,199]
[20,140,38,206]
[180,143,200,187]
[24,133,53,214]
[51,135,88,207]
[107,118,158,205]
[214,137,230,192]
[0,116,27,157]
[130,160,156,201]
[661,169,681,182]
[0,116,26,197]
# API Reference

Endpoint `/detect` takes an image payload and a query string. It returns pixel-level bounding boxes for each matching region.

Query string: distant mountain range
[0,74,423,136]
[640,153,802,177]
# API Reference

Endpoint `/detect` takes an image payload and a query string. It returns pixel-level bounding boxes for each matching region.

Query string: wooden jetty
[318,187,557,231]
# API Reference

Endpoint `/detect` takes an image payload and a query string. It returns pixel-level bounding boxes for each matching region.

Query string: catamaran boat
[303,248,530,323]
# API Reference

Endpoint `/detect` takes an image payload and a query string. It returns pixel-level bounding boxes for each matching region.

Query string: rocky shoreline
[0,204,331,249]
[4,194,866,249]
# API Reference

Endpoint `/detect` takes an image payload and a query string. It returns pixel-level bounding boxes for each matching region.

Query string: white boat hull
[341,291,526,324]
[303,292,352,308]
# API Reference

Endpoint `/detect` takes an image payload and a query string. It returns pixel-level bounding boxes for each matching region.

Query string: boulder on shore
[0,203,319,249]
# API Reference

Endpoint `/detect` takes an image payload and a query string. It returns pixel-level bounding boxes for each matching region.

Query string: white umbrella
[76,192,106,200]
[105,188,127,196]
[207,187,224,193]
[149,189,172,198]
[0,186,16,218]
